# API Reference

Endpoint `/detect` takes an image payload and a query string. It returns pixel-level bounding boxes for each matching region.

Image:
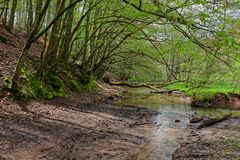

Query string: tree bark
[27,0,33,35]
[8,0,17,30]
[2,0,9,25]
[35,0,43,20]
[11,0,51,92]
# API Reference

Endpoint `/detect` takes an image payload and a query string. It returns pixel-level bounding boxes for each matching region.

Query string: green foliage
[65,71,82,91]
[165,82,240,101]
[7,0,240,101]
[65,71,98,92]
[19,67,67,100]
[46,73,67,97]
[165,82,189,93]
[16,65,99,100]
[69,79,82,91]
[23,76,55,100]
[78,75,98,92]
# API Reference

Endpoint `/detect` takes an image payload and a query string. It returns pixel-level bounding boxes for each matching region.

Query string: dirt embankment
[0,88,158,160]
[0,24,43,90]
[173,116,240,160]
[191,93,240,110]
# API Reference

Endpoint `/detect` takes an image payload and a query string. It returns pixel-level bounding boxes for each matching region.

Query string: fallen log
[197,113,232,129]
[109,81,160,92]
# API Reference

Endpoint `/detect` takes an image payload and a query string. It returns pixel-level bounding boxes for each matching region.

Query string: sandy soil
[173,116,240,160]
[0,89,159,160]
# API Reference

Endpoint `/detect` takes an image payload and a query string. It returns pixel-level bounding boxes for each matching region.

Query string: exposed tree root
[190,116,204,123]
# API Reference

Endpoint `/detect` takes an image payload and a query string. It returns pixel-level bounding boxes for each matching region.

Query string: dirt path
[0,91,158,160]
[173,117,240,160]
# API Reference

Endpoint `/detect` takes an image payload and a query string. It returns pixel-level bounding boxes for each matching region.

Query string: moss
[18,70,68,100]
[14,66,98,100]
[64,71,81,91]
[27,76,52,99]
[78,75,98,92]
[46,73,67,97]
[48,74,64,89]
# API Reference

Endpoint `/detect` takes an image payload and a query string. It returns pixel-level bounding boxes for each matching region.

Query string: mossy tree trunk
[11,0,51,93]
[26,0,33,35]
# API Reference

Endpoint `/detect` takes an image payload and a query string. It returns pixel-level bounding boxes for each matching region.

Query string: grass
[164,82,240,100]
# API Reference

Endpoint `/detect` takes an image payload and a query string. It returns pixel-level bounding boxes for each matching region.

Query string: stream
[116,88,236,160]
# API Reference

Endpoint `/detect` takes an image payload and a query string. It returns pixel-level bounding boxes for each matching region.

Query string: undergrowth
[11,66,98,100]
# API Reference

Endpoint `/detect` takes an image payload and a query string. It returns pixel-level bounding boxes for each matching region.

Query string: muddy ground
[173,116,240,160]
[0,87,159,160]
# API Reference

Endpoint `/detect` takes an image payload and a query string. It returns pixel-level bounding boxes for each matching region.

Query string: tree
[7,0,17,30]
[1,0,239,97]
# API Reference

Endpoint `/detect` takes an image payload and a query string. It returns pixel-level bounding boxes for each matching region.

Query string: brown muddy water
[116,88,240,160]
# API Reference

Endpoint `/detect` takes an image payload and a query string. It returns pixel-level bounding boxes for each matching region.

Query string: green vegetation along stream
[117,88,240,160]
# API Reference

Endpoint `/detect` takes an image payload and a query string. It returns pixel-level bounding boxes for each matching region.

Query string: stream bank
[117,88,240,160]
[191,93,240,110]
[0,84,158,160]
[173,116,240,160]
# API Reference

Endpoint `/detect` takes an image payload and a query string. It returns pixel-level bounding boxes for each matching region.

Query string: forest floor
[174,116,240,160]
[0,24,43,90]
[0,86,158,160]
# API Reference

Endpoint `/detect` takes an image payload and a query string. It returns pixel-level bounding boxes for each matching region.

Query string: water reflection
[117,88,238,160]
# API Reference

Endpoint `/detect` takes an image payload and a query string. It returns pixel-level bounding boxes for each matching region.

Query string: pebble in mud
[175,119,181,123]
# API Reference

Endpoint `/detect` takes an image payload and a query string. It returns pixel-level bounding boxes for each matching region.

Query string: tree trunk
[57,0,74,68]
[27,0,33,35]
[2,0,9,25]
[35,0,43,19]
[11,0,51,92]
[8,0,17,30]
[41,0,66,70]
[81,4,91,69]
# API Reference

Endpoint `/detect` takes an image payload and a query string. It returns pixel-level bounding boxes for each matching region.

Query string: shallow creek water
[116,88,236,160]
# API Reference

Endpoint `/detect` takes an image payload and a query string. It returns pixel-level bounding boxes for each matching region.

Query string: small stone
[175,119,181,123]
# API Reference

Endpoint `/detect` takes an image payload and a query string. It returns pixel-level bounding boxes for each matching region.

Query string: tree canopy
[1,0,240,98]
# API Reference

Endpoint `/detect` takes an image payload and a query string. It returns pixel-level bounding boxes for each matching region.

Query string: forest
[0,0,240,160]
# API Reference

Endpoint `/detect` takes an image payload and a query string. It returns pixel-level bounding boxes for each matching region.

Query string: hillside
[0,25,43,89]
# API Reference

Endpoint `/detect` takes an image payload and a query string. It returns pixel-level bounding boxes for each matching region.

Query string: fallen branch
[197,113,232,129]
[150,90,185,95]
[190,116,204,123]
[155,80,187,88]
[150,90,168,94]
